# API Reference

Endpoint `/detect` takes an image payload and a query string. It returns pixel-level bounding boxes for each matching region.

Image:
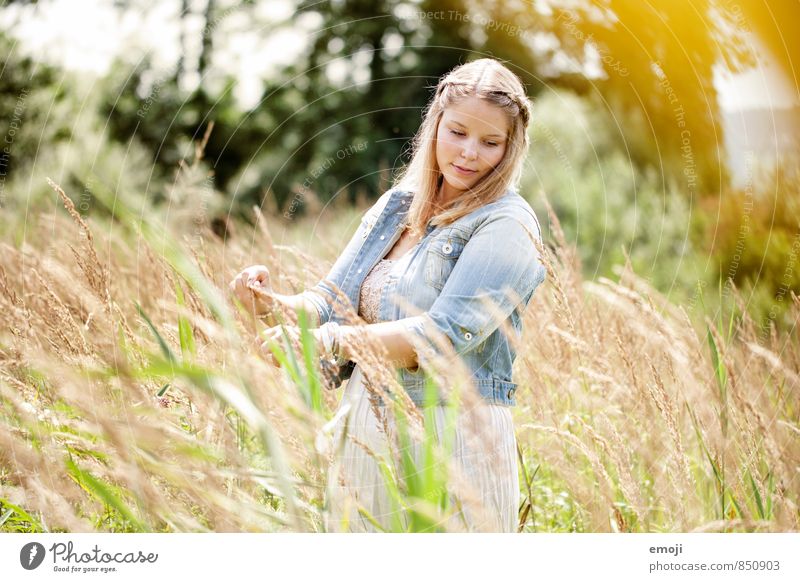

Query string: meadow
[1,167,797,533]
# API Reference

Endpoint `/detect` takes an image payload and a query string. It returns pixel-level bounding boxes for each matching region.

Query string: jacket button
[380,235,385,240]
[357,268,363,274]
[507,389,514,399]
[442,243,453,255]
[464,331,473,340]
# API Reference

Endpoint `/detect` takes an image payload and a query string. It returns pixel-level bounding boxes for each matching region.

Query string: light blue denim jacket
[301,187,546,407]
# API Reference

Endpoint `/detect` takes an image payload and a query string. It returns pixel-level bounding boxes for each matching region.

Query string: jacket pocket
[424,226,469,291]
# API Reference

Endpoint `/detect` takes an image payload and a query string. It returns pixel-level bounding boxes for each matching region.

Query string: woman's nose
[461,141,478,160]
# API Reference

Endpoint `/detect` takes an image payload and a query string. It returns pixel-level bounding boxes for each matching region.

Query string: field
[0,177,798,533]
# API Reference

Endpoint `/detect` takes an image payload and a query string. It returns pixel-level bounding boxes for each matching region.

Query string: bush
[705,157,800,329]
[521,90,705,303]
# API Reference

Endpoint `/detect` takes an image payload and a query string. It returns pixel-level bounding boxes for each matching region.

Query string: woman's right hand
[229,265,275,317]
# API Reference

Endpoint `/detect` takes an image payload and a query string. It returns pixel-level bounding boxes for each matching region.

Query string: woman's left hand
[256,325,321,367]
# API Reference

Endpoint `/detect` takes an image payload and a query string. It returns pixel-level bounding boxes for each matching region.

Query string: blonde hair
[394,58,533,238]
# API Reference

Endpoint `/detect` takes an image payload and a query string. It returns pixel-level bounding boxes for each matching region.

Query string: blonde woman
[230,58,545,532]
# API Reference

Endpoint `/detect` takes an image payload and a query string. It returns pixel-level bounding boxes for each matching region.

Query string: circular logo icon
[20,542,46,570]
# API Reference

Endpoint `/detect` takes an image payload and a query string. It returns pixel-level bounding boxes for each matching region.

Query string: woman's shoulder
[367,187,413,216]
[476,189,543,240]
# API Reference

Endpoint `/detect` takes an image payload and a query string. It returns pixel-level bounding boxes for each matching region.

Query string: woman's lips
[452,164,477,175]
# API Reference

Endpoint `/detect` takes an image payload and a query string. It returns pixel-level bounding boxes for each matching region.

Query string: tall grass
[0,175,797,532]
[514,202,798,531]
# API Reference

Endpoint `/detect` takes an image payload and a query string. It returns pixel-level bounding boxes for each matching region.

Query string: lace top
[358,259,396,324]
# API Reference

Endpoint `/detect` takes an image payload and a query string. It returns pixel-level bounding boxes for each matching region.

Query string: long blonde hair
[394,58,533,238]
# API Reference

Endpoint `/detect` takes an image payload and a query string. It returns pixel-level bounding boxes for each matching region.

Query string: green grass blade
[175,281,196,357]
[0,499,42,532]
[356,507,389,532]
[394,407,419,499]
[374,455,408,532]
[766,471,775,520]
[65,457,148,532]
[727,490,744,519]
[696,280,707,313]
[136,302,177,364]
[686,403,725,518]
[263,328,307,400]
[706,325,728,398]
[297,309,322,414]
[726,301,736,344]
[420,373,449,519]
[747,470,765,520]
[137,356,304,530]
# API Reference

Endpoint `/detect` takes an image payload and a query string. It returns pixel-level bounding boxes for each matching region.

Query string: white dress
[325,258,520,532]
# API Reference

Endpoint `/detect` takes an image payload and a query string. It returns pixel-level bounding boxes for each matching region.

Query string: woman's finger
[243,266,268,286]
[248,271,262,286]
[229,273,241,293]
[258,338,280,367]
[234,275,250,298]
[256,326,304,367]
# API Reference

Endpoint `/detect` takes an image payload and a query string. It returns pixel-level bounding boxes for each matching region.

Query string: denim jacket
[301,187,546,407]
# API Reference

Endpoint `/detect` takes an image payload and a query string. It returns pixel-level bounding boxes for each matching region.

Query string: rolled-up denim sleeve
[404,210,546,359]
[298,190,394,325]
[298,288,332,325]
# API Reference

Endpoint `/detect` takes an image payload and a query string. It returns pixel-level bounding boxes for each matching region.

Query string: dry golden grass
[0,180,797,532]
[515,200,799,531]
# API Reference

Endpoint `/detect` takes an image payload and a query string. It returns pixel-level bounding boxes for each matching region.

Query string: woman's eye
[449,129,465,136]
[486,141,498,147]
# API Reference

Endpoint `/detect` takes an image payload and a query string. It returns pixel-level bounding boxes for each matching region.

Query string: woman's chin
[443,174,474,192]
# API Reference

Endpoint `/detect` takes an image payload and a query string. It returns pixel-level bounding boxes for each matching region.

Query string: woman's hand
[229,265,276,318]
[257,325,323,367]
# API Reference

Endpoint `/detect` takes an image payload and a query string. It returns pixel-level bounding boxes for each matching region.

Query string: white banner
[2,533,798,581]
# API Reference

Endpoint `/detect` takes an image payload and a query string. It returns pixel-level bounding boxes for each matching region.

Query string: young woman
[230,58,546,532]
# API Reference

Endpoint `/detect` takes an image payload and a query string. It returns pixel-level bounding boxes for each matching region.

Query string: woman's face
[435,95,509,202]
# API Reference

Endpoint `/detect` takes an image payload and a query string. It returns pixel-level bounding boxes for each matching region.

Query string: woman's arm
[259,317,421,370]
[336,319,419,369]
[261,292,321,328]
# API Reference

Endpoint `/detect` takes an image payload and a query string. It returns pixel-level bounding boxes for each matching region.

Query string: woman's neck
[438,181,463,207]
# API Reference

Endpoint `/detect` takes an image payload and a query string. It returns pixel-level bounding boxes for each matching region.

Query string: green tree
[540,0,734,196]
